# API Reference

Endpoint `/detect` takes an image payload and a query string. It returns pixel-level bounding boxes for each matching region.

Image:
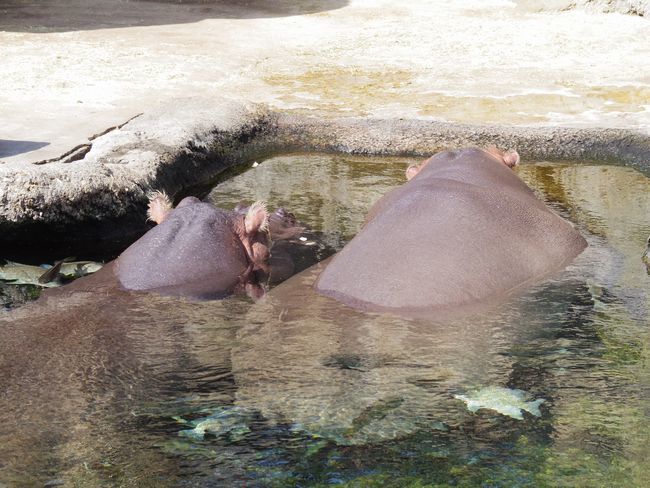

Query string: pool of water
[0,154,649,487]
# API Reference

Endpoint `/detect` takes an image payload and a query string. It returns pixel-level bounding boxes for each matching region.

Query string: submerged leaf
[178,406,253,441]
[454,386,545,420]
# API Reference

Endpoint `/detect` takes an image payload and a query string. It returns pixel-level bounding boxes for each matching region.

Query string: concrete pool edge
[1,97,649,256]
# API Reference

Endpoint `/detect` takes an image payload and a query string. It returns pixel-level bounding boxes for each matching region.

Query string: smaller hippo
[115,193,304,299]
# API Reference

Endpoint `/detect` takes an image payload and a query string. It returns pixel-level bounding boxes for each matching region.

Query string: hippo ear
[146,191,173,224]
[503,149,520,168]
[406,164,420,181]
[485,146,520,169]
[244,200,269,235]
[408,158,432,180]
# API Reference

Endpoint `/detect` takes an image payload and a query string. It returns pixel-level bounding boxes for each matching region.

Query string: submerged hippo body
[116,196,303,299]
[314,147,587,317]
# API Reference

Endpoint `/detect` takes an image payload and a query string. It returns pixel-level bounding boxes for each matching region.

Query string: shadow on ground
[0,0,349,32]
[0,140,49,159]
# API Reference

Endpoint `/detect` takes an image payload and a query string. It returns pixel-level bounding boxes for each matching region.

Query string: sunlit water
[0,154,649,487]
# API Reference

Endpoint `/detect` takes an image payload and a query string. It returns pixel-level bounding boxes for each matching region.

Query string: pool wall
[1,97,648,257]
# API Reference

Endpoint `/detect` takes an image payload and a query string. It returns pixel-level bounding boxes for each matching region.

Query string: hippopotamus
[115,192,304,299]
[314,147,588,317]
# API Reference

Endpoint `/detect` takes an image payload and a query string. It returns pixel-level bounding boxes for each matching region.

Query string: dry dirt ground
[1,0,649,165]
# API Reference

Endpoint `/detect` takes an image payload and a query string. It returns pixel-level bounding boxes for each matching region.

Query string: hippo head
[118,193,312,300]
[148,195,277,273]
[405,146,520,180]
[145,192,273,273]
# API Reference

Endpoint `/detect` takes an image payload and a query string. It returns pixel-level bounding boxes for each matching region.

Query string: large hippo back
[315,148,587,317]
[116,201,248,298]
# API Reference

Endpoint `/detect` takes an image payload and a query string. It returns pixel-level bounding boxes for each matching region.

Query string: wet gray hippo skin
[115,196,287,299]
[314,147,588,317]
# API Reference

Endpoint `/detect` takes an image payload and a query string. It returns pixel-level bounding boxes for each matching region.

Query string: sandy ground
[1,0,649,165]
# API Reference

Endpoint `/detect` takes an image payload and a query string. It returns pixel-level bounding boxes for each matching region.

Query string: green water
[0,154,648,487]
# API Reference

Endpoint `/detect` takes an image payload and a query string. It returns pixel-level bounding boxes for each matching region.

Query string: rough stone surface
[516,0,649,15]
[274,114,650,170]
